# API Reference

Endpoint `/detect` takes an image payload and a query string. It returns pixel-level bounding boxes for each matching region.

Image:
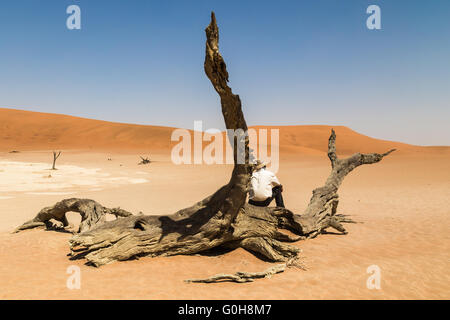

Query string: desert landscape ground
[0,108,449,299]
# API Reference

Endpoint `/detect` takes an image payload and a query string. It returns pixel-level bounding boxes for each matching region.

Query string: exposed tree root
[185,258,303,283]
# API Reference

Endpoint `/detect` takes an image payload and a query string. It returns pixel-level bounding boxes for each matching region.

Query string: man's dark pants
[248,185,285,208]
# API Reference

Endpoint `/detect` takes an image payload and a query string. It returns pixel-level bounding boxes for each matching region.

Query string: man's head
[254,160,266,171]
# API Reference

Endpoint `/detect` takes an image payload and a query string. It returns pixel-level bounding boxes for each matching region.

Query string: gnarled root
[13,198,133,234]
[185,257,303,283]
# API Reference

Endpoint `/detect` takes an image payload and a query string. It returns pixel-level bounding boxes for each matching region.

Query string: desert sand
[0,108,449,299]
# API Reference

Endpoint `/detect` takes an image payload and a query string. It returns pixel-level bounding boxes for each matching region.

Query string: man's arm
[269,172,281,187]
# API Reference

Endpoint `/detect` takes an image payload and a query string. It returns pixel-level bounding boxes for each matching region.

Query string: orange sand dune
[0,108,448,156]
[0,108,175,152]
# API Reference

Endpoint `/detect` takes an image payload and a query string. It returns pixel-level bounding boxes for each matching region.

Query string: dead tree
[51,151,61,170]
[15,13,394,273]
[138,156,151,165]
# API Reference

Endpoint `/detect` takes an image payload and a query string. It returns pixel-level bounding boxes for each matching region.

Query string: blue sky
[0,0,449,145]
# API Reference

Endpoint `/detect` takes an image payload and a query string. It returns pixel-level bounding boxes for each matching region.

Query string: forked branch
[52,150,61,170]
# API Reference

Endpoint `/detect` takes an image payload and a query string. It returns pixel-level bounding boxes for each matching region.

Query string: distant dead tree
[51,151,61,170]
[138,156,151,165]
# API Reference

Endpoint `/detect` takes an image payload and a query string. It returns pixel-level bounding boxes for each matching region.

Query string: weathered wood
[51,151,61,170]
[13,198,133,234]
[295,129,395,238]
[185,264,287,283]
[185,258,303,283]
[138,156,151,165]
[62,11,253,267]
[15,13,394,272]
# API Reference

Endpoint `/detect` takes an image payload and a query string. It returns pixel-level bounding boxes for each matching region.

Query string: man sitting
[248,160,285,208]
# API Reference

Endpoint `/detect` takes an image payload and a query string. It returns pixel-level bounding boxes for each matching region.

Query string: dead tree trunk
[15,13,394,269]
[51,151,61,170]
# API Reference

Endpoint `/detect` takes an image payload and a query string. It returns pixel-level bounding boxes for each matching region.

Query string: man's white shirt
[249,168,281,201]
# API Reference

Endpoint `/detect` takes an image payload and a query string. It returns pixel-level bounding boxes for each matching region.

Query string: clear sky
[0,0,449,145]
